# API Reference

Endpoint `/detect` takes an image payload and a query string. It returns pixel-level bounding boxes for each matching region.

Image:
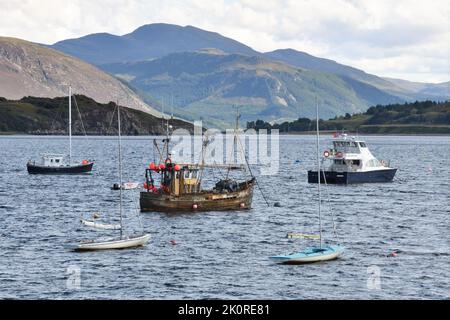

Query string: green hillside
[102,50,402,128]
[247,100,450,134]
[0,95,193,135]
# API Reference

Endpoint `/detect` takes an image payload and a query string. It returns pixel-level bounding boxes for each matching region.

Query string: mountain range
[1,23,448,129]
[50,23,448,126]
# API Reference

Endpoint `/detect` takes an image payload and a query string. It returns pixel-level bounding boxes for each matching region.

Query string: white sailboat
[74,103,150,251]
[270,100,344,264]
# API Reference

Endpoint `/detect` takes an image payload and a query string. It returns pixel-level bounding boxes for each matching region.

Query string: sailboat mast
[117,101,124,239]
[316,98,323,249]
[69,86,72,164]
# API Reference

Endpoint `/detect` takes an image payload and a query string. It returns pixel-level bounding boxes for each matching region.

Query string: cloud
[0,0,448,82]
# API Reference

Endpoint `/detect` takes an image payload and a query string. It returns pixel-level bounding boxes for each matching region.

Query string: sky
[0,0,449,83]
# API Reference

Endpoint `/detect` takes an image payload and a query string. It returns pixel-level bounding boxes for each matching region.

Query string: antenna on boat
[316,96,323,249]
[117,99,124,240]
[68,85,72,165]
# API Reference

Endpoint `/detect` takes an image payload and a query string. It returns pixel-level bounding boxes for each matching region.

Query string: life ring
[323,151,330,158]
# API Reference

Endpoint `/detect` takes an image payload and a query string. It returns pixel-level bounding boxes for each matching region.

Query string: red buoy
[159,164,166,170]
[82,160,89,165]
[149,163,157,170]
[174,165,181,171]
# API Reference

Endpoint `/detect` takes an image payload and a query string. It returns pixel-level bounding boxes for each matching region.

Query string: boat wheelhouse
[308,134,397,184]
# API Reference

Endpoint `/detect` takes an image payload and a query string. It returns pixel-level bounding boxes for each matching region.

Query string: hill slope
[102,50,403,127]
[265,49,450,101]
[50,23,258,65]
[0,95,193,135]
[0,37,159,115]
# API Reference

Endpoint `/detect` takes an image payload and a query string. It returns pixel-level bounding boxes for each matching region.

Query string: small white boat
[73,103,150,252]
[74,234,150,251]
[112,182,140,190]
[81,219,122,230]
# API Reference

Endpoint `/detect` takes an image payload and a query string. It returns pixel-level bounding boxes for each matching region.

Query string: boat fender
[336,151,344,158]
[82,160,89,165]
[240,203,246,208]
[323,151,330,158]
[192,204,198,210]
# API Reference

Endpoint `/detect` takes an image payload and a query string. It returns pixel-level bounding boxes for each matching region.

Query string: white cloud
[0,0,448,82]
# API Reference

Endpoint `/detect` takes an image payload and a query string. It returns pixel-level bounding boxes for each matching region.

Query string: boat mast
[117,101,124,239]
[316,97,323,249]
[69,85,72,164]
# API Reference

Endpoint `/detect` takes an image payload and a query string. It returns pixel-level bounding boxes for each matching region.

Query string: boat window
[55,159,60,163]
[334,159,344,165]
[359,142,367,148]
[51,159,53,162]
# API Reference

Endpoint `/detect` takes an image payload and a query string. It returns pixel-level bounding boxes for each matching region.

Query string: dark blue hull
[308,169,397,184]
[27,163,94,175]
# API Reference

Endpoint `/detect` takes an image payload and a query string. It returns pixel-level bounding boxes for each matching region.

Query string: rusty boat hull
[140,180,255,213]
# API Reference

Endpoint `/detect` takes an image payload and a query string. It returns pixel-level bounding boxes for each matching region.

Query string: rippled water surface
[0,135,449,299]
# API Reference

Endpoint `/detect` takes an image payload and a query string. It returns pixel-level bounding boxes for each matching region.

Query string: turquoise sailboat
[270,100,345,264]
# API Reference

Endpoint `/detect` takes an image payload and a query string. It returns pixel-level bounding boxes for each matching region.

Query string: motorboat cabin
[308,134,397,184]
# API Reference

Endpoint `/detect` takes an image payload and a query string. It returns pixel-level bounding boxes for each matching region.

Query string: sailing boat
[74,103,150,251]
[269,101,344,264]
[27,86,94,174]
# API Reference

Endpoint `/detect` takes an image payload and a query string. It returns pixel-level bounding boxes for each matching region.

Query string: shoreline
[1,132,450,137]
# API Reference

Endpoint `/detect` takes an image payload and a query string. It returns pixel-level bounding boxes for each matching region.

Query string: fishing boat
[74,103,150,251]
[270,100,344,264]
[140,113,257,213]
[27,86,94,174]
[308,133,396,184]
